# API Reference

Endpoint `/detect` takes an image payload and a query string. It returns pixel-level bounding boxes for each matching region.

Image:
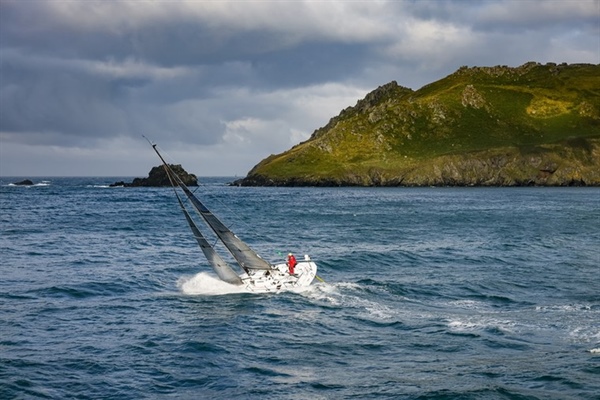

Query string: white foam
[568,326,600,343]
[335,282,362,291]
[299,281,396,319]
[447,299,484,310]
[363,301,395,319]
[448,320,480,330]
[589,348,600,354]
[535,304,592,312]
[447,317,517,334]
[178,272,247,295]
[7,182,50,187]
[299,281,342,304]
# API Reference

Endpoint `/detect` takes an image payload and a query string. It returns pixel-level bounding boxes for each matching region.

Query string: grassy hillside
[238,62,600,186]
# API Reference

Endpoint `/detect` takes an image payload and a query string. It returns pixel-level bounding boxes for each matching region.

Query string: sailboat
[149,142,318,293]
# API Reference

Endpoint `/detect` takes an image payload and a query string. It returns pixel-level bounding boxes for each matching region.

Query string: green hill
[237,62,600,186]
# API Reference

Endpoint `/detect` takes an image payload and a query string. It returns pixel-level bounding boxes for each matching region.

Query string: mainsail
[150,143,273,277]
[174,192,243,285]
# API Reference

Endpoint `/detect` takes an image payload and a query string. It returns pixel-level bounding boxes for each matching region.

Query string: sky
[1,0,599,177]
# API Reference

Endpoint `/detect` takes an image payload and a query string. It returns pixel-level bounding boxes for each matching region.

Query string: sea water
[1,177,599,399]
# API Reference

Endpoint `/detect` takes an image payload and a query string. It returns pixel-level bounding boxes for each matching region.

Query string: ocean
[1,177,599,399]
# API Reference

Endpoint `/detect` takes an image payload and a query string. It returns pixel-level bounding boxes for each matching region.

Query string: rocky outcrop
[12,179,34,186]
[309,81,414,141]
[111,164,198,187]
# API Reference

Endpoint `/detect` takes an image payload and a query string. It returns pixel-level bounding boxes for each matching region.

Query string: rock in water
[13,179,34,186]
[110,165,198,187]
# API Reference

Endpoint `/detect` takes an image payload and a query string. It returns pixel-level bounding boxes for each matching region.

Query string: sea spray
[178,272,246,295]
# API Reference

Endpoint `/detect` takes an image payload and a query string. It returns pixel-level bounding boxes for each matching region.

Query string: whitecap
[448,320,481,331]
[535,303,593,312]
[299,281,343,305]
[446,299,485,310]
[300,281,396,319]
[447,317,517,334]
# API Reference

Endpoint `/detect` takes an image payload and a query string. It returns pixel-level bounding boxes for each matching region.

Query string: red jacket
[287,255,297,273]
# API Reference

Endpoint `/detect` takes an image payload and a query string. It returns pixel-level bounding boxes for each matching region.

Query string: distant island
[234,62,600,186]
[111,164,198,187]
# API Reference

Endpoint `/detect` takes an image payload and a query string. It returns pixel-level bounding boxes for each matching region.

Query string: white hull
[240,257,317,293]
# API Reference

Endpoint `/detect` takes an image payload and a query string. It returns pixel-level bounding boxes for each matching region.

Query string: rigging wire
[148,141,283,258]
[147,140,246,229]
[143,137,221,247]
[144,137,320,271]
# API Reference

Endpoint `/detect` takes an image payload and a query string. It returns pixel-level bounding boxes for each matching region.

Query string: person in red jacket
[287,253,297,275]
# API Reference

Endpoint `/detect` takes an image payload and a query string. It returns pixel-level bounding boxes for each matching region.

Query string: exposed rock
[13,179,34,186]
[309,81,413,141]
[233,138,600,187]
[110,164,198,187]
[461,85,487,109]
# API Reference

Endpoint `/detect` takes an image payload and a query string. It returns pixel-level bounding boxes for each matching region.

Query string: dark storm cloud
[0,1,380,149]
[0,0,598,176]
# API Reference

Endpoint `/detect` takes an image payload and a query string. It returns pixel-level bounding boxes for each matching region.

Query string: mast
[173,187,243,285]
[150,142,273,271]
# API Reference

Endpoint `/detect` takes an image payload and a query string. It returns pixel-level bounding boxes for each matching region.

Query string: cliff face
[236,62,600,186]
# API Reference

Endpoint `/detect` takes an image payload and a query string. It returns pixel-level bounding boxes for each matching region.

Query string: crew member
[287,253,297,275]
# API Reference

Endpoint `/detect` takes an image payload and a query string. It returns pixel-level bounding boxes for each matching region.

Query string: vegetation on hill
[236,62,600,186]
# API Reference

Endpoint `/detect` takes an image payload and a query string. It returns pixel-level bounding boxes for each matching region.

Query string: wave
[535,304,594,312]
[7,181,51,187]
[31,279,148,300]
[446,318,517,334]
[299,281,400,321]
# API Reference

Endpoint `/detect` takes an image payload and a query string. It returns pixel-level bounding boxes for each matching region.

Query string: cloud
[473,0,598,30]
[1,0,598,176]
[380,18,479,70]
